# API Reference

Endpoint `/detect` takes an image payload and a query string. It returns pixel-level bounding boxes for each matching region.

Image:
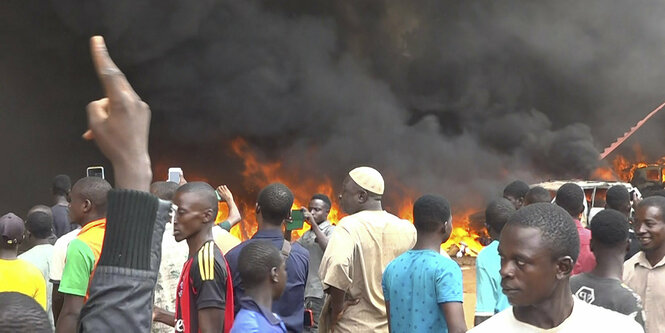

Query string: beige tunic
[624,251,665,333]
[318,210,417,333]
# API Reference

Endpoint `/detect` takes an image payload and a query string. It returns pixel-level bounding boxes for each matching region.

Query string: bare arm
[198,308,224,333]
[474,315,490,326]
[302,209,329,251]
[51,283,64,326]
[216,185,241,227]
[55,294,84,333]
[328,286,346,330]
[440,302,467,333]
[152,306,176,327]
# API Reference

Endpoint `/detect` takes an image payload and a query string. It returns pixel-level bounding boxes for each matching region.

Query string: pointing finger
[89,36,136,101]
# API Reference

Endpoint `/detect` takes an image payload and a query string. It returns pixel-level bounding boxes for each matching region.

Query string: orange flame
[593,144,665,183]
[225,138,485,255]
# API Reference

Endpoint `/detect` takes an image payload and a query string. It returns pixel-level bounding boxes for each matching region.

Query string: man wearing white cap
[318,167,417,333]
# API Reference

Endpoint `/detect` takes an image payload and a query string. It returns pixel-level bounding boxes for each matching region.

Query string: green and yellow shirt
[59,218,106,300]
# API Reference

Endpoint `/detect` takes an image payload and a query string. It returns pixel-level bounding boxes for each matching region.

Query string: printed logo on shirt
[175,319,184,332]
[575,286,595,303]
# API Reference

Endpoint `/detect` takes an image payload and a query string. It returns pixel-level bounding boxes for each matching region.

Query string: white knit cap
[348,166,384,195]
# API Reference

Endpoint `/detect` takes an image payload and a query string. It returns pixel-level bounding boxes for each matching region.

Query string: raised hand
[84,36,152,191]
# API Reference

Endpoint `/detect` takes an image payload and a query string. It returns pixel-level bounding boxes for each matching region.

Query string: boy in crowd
[19,209,56,327]
[231,241,288,332]
[474,198,514,325]
[624,196,665,333]
[470,203,641,332]
[555,183,595,275]
[604,185,640,260]
[382,194,466,333]
[294,194,335,333]
[0,213,47,309]
[153,182,235,333]
[225,183,309,333]
[571,209,645,329]
[524,186,552,206]
[56,176,111,333]
[503,180,530,210]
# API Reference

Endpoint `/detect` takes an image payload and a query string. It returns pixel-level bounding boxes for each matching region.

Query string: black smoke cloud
[2,0,665,214]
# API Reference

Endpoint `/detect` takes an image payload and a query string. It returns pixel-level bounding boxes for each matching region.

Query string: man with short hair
[469,203,642,332]
[55,177,112,333]
[225,183,310,333]
[0,292,52,333]
[571,209,645,329]
[524,186,552,206]
[0,213,47,310]
[605,185,640,260]
[231,241,288,332]
[624,196,665,333]
[474,198,515,325]
[318,167,417,332]
[153,182,235,333]
[503,180,530,210]
[52,174,74,238]
[383,194,466,333]
[295,194,335,333]
[19,209,56,328]
[556,182,596,275]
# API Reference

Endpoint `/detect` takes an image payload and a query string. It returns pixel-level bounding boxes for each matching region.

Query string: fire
[593,144,665,183]
[222,138,485,256]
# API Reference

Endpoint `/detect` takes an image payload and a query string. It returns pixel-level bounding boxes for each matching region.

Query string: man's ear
[555,256,574,279]
[203,208,215,224]
[82,199,92,214]
[255,203,261,215]
[625,238,631,254]
[358,190,368,204]
[270,267,279,283]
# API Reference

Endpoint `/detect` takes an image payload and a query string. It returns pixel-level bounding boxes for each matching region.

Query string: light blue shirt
[382,249,463,333]
[475,240,509,316]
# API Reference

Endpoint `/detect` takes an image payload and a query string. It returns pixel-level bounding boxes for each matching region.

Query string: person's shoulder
[576,301,642,330]
[16,259,45,280]
[291,241,310,258]
[191,241,220,281]
[468,307,514,332]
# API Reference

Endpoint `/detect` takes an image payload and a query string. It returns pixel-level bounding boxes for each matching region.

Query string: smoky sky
[2,0,665,215]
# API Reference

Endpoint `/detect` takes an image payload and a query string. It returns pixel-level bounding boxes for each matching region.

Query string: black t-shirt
[51,204,74,238]
[571,273,645,330]
[175,241,228,333]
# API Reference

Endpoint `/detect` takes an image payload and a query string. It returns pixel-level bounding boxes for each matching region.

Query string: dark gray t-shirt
[571,273,645,329]
[51,204,74,238]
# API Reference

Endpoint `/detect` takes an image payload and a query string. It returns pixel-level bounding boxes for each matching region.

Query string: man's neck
[80,214,104,228]
[186,227,214,257]
[644,245,665,267]
[316,219,330,226]
[0,247,18,260]
[244,285,273,311]
[412,232,443,252]
[54,195,68,206]
[513,285,574,329]
[258,220,283,233]
[590,252,624,280]
[29,238,51,247]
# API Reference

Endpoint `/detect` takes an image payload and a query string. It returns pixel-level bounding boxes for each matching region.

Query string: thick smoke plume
[2,1,665,214]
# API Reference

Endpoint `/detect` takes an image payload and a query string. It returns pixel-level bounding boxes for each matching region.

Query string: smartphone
[86,166,105,179]
[303,309,314,328]
[286,209,305,231]
[168,167,183,183]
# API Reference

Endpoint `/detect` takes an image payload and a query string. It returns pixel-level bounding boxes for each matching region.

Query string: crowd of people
[0,35,663,333]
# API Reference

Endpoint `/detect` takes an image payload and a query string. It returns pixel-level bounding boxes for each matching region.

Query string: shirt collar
[252,228,284,240]
[318,221,331,229]
[79,218,106,234]
[635,251,665,269]
[238,296,281,325]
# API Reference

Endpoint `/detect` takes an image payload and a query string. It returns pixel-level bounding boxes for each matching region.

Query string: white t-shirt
[469,297,643,332]
[48,228,80,282]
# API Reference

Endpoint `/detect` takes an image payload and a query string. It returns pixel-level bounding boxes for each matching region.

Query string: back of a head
[238,240,283,290]
[0,292,51,333]
[176,182,219,216]
[524,186,552,206]
[73,177,113,214]
[503,180,530,199]
[590,209,629,247]
[605,185,630,212]
[413,194,451,234]
[25,211,54,239]
[485,198,516,234]
[150,181,179,201]
[52,174,71,196]
[257,183,294,224]
[555,183,584,217]
[310,193,332,209]
[507,203,580,263]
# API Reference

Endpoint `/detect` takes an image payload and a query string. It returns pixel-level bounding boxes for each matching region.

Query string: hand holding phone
[87,166,105,179]
[286,209,305,231]
[168,167,183,183]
